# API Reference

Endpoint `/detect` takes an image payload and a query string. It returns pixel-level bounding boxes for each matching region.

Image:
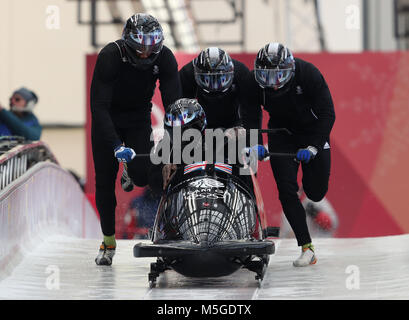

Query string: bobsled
[133,163,279,287]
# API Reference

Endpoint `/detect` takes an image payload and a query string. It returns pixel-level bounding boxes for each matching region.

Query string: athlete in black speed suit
[179,47,254,131]
[243,42,335,267]
[145,47,258,194]
[91,13,181,265]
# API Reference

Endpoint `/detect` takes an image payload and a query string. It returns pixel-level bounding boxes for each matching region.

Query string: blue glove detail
[296,146,317,163]
[243,145,268,161]
[254,145,268,160]
[114,146,136,163]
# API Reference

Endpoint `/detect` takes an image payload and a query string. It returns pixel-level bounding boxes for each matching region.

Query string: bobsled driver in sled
[148,98,266,195]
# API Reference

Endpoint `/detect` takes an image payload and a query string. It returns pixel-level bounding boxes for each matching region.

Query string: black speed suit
[243,58,336,246]
[179,59,253,129]
[90,40,181,236]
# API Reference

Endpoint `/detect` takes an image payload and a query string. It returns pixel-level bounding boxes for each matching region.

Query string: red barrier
[85,50,409,238]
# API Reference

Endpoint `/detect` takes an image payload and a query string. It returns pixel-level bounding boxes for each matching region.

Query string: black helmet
[164,98,207,141]
[122,13,164,69]
[193,47,234,93]
[254,42,295,90]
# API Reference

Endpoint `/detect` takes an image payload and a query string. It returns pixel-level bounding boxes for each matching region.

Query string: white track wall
[0,162,100,279]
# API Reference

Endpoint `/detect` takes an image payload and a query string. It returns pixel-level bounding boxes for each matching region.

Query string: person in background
[279,189,339,239]
[0,87,42,140]
[120,187,160,239]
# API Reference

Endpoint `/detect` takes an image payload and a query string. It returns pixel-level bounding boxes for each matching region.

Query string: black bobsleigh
[133,164,279,286]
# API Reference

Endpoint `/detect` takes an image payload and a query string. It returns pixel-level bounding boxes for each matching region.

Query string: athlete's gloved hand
[242,145,268,161]
[295,146,318,163]
[114,145,136,163]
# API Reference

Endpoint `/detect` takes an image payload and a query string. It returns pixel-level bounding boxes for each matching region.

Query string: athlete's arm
[302,62,335,149]
[158,47,183,110]
[179,61,197,98]
[90,43,122,148]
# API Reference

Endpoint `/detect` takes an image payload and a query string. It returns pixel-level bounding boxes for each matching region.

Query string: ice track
[1,162,408,300]
[1,234,409,300]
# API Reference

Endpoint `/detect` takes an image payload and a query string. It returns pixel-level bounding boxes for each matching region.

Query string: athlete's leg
[91,128,119,237]
[268,134,312,246]
[301,146,331,202]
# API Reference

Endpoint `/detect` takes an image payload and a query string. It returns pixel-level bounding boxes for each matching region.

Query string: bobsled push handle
[258,128,293,135]
[266,152,297,158]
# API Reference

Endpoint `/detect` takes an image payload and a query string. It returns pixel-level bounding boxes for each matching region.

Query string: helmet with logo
[254,42,295,91]
[164,98,207,142]
[122,13,164,69]
[193,47,234,93]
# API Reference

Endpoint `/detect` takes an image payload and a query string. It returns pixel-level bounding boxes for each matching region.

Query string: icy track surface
[1,235,409,300]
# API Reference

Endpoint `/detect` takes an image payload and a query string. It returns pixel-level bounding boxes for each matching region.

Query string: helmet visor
[165,109,198,127]
[194,72,234,92]
[254,68,293,89]
[129,29,163,56]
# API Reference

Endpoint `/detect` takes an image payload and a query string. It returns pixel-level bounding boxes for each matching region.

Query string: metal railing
[0,136,58,191]
[71,0,199,51]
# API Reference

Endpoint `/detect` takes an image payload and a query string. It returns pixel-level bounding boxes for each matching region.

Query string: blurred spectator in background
[279,188,339,239]
[119,187,160,239]
[0,87,42,140]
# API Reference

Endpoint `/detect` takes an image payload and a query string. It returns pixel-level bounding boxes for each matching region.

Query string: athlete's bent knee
[304,185,328,202]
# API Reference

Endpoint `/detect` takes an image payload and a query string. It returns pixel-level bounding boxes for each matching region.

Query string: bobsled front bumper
[133,240,275,258]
